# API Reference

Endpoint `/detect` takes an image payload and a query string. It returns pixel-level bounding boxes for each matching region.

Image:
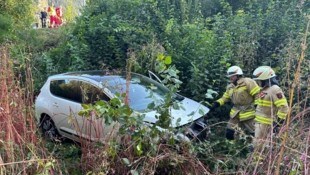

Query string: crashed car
[35,71,210,142]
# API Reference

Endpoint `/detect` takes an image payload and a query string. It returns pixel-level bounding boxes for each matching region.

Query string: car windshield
[104,74,169,112]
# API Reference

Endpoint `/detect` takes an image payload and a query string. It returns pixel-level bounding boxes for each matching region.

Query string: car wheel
[41,115,60,141]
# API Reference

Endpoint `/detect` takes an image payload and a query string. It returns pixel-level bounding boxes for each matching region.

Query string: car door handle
[53,103,59,107]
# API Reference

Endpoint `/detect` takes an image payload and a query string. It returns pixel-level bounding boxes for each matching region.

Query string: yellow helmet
[227,66,243,77]
[253,66,276,80]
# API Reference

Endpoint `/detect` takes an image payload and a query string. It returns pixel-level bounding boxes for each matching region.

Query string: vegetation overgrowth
[0,0,309,174]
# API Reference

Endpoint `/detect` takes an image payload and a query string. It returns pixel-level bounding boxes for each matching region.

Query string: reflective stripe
[277,111,287,119]
[238,86,247,91]
[274,99,287,107]
[239,111,255,120]
[255,115,273,125]
[223,92,229,98]
[256,99,272,107]
[250,86,260,96]
[254,99,259,105]
[230,109,236,116]
[217,99,225,106]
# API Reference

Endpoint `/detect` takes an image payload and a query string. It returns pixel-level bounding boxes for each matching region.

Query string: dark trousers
[41,18,47,28]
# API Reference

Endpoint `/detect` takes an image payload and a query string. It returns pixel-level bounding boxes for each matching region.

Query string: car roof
[49,70,142,83]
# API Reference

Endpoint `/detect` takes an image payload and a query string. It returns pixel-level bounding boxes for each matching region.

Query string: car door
[49,78,84,140]
[79,81,119,142]
[50,78,118,142]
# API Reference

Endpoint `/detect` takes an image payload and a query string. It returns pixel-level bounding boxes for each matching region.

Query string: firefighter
[48,4,56,28]
[252,66,288,149]
[211,66,260,140]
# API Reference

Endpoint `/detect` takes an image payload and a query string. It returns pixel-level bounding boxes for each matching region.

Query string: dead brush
[242,107,310,175]
[0,45,61,174]
[106,138,211,175]
[241,16,310,175]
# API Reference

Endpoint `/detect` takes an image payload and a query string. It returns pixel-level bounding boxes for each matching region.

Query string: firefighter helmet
[227,66,243,77]
[253,66,276,80]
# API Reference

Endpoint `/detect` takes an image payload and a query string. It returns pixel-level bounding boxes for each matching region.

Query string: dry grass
[0,45,62,174]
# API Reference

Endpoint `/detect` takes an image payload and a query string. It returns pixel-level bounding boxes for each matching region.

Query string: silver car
[35,71,210,142]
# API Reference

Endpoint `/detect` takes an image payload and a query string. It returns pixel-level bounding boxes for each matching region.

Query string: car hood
[141,97,209,127]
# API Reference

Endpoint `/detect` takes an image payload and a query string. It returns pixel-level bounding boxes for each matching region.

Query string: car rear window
[50,79,83,103]
[50,79,110,104]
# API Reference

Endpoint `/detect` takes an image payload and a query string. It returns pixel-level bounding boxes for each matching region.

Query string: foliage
[63,0,79,23]
[1,0,309,174]
[195,137,251,172]
[0,13,13,42]
[0,0,35,42]
[0,45,65,174]
[44,0,309,101]
[75,51,211,174]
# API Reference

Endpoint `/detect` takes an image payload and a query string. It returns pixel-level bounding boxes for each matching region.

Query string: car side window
[50,79,83,103]
[80,82,110,104]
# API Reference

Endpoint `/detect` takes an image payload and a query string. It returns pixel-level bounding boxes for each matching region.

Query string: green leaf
[172,102,180,109]
[205,93,213,99]
[164,56,172,65]
[81,104,90,109]
[130,170,139,175]
[289,170,297,175]
[176,117,181,123]
[95,100,105,106]
[205,101,212,106]
[199,108,206,115]
[147,102,155,109]
[136,142,143,155]
[157,53,165,61]
[207,89,218,95]
[188,111,195,116]
[122,158,130,165]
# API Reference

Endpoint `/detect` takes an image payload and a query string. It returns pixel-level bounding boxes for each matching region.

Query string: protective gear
[227,66,243,77]
[214,76,259,140]
[270,77,279,86]
[216,77,260,121]
[253,66,276,80]
[210,101,220,110]
[226,128,235,140]
[261,76,279,87]
[254,81,288,151]
[253,122,270,149]
[227,116,255,138]
[255,85,288,125]
[273,122,280,134]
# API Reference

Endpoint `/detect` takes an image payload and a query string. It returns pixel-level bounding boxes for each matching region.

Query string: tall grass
[246,17,310,175]
[0,45,61,174]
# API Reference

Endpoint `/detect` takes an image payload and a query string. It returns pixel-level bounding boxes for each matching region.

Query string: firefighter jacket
[48,6,56,16]
[216,77,260,121]
[255,85,288,125]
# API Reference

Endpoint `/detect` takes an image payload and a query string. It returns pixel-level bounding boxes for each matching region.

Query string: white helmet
[227,66,243,77]
[253,66,276,80]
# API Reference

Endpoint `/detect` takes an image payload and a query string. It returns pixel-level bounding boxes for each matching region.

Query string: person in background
[48,4,56,28]
[40,7,48,28]
[252,66,288,150]
[35,12,40,28]
[55,6,63,27]
[210,66,260,140]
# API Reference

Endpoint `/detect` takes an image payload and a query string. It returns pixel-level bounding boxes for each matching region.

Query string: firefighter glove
[273,119,284,134]
[226,128,235,140]
[210,101,220,111]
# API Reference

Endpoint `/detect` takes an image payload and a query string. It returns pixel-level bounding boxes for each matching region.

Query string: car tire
[40,115,60,141]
